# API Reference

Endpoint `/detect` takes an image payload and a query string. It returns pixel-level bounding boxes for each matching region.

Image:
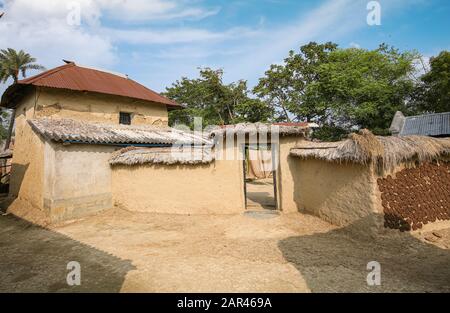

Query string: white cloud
[0,1,116,70]
[0,0,228,73]
[105,5,221,22]
[0,0,420,95]
[105,26,260,45]
[1,0,220,24]
[220,0,416,86]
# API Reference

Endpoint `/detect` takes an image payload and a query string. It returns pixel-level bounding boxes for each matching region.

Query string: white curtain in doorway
[247,147,273,179]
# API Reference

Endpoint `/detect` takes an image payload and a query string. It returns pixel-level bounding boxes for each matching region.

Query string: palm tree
[0,48,45,83]
[0,48,46,151]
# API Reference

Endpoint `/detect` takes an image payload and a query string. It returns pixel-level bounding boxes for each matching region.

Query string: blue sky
[1,0,449,93]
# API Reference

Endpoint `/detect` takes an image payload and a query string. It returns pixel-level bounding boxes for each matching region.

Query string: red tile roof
[16,62,179,107]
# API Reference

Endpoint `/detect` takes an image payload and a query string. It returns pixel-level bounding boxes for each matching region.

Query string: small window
[119,112,131,125]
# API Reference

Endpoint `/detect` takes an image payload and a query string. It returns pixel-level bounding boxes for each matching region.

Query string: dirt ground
[1,207,450,292]
[246,178,276,210]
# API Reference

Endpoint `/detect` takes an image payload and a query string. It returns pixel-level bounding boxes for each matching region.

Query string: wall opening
[243,143,278,211]
[119,112,131,125]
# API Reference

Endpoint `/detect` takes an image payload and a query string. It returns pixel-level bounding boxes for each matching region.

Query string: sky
[0,0,449,94]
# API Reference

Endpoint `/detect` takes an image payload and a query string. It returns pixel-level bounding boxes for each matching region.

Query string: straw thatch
[290,130,450,172]
[208,122,308,138]
[109,146,215,166]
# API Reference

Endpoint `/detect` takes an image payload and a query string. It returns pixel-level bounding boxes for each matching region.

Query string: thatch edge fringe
[109,146,215,166]
[208,122,308,137]
[290,131,450,173]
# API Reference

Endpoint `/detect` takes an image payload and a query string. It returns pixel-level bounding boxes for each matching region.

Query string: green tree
[233,98,274,123]
[164,68,272,128]
[0,48,46,149]
[413,51,450,113]
[254,42,338,122]
[306,44,419,135]
[256,42,420,139]
[0,48,45,83]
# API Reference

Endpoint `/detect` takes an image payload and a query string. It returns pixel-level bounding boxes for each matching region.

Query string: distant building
[390,111,450,137]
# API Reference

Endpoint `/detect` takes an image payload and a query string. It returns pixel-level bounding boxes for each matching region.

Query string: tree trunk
[281,105,291,122]
[3,109,15,151]
[4,77,18,151]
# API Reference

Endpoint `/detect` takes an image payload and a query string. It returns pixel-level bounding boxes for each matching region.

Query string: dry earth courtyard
[1,208,450,293]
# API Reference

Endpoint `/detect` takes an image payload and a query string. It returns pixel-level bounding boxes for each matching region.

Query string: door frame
[242,143,279,210]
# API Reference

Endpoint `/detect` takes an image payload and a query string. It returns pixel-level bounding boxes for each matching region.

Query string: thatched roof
[109,146,214,166]
[290,130,450,172]
[208,122,309,138]
[29,118,212,146]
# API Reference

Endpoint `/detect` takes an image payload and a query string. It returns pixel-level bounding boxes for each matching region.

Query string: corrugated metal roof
[16,62,179,107]
[400,112,450,137]
[28,118,212,146]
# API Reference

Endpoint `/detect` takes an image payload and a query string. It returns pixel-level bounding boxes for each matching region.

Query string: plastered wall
[291,159,379,226]
[276,136,306,213]
[43,143,116,222]
[34,87,169,126]
[9,92,45,209]
[111,145,246,215]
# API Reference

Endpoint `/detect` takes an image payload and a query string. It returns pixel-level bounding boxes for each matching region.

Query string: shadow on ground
[278,215,450,292]
[0,214,135,292]
[246,192,276,210]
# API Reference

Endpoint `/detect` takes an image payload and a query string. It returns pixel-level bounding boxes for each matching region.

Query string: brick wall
[377,162,450,231]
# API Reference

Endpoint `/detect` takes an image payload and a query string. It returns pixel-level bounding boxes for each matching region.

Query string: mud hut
[289,130,450,231]
[109,122,310,215]
[0,62,311,223]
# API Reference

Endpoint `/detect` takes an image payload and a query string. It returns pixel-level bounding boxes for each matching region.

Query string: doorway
[243,144,278,211]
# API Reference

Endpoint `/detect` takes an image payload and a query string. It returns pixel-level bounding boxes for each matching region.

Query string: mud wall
[277,137,306,213]
[111,145,246,215]
[34,87,169,126]
[291,159,379,226]
[9,91,45,209]
[378,162,450,231]
[43,143,116,222]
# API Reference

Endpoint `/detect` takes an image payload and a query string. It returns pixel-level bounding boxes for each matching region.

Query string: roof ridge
[19,63,75,84]
[3,62,180,108]
[75,64,128,79]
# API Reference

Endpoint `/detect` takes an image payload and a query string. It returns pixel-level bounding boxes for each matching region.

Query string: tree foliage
[0,48,46,143]
[253,42,338,122]
[254,43,420,137]
[162,45,448,140]
[163,68,272,128]
[0,48,45,83]
[413,51,450,113]
[306,44,420,135]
